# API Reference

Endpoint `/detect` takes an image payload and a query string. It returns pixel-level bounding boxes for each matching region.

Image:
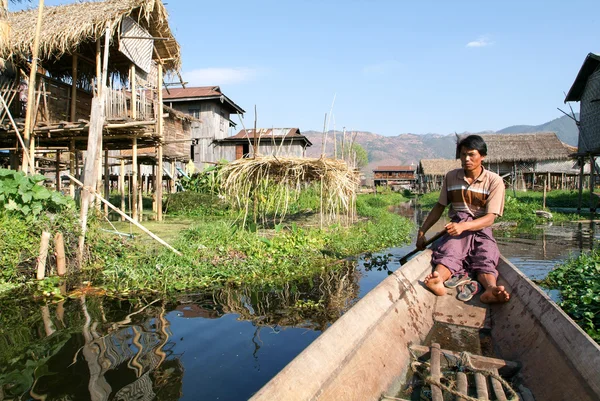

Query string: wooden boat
[250,250,600,401]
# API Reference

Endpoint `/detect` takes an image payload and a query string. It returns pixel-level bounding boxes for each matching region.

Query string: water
[1,209,598,401]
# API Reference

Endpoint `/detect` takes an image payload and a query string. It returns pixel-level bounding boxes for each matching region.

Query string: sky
[10,0,600,136]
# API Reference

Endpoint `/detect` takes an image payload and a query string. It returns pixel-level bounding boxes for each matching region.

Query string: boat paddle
[399,229,447,265]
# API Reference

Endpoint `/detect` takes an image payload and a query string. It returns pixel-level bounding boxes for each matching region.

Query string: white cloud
[182,67,258,86]
[362,61,402,75]
[466,36,493,48]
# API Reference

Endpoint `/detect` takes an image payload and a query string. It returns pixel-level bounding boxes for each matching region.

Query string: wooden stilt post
[132,137,138,221]
[130,64,136,120]
[590,155,596,213]
[157,63,164,221]
[77,23,110,265]
[170,160,176,193]
[104,149,109,215]
[138,169,144,220]
[69,139,75,198]
[22,0,45,174]
[120,159,125,221]
[55,149,61,191]
[578,156,584,214]
[70,54,78,121]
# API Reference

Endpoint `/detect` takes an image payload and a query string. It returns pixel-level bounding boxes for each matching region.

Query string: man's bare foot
[480,285,510,304]
[424,271,447,296]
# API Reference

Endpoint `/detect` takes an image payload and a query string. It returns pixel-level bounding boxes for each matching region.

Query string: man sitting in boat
[417,134,510,303]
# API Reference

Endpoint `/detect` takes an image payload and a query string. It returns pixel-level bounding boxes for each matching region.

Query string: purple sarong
[431,211,499,278]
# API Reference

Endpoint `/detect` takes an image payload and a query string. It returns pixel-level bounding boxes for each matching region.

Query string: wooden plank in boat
[433,287,490,329]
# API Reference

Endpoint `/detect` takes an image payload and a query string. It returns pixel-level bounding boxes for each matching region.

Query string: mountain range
[303,114,579,173]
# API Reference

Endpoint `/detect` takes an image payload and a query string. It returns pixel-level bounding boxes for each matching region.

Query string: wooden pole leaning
[66,173,182,256]
[22,0,45,173]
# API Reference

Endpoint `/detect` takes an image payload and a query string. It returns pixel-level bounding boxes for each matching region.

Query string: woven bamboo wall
[579,69,600,154]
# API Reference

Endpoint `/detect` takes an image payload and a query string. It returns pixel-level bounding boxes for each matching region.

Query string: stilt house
[373,165,416,190]
[457,133,576,191]
[564,52,600,210]
[162,86,245,169]
[216,128,312,160]
[416,159,461,193]
[0,0,187,221]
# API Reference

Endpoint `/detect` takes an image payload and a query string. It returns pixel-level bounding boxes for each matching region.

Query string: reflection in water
[0,264,360,401]
[2,206,599,401]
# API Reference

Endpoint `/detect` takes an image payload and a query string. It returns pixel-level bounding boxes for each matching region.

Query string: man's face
[459,147,485,172]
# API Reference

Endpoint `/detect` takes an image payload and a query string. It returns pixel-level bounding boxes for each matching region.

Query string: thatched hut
[456,132,575,191]
[0,0,187,221]
[416,159,461,193]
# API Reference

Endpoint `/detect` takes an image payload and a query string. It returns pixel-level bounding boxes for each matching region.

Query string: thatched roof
[1,0,180,72]
[418,159,461,176]
[458,133,572,163]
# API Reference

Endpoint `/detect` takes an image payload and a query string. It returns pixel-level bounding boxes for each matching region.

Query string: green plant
[0,169,73,219]
[180,163,225,194]
[544,250,600,341]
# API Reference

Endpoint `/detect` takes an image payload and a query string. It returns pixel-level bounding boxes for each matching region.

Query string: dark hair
[456,135,487,158]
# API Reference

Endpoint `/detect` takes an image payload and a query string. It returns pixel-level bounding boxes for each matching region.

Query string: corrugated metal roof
[162,86,245,114]
[163,86,222,99]
[220,128,312,147]
[565,53,600,102]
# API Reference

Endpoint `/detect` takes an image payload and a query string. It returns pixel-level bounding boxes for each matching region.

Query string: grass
[417,190,586,224]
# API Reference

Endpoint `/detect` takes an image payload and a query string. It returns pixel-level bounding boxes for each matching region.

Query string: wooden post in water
[36,231,51,280]
[54,232,66,276]
[590,155,596,213]
[543,177,547,209]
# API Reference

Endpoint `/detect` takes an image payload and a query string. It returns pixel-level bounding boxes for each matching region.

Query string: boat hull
[250,251,600,401]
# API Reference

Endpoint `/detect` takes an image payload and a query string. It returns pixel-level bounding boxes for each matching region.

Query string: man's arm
[416,202,446,250]
[444,213,497,236]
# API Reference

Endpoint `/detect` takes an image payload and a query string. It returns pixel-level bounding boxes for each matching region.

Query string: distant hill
[497,114,579,146]
[303,114,580,176]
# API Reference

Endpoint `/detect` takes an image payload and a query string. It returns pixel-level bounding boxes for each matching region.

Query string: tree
[337,143,368,169]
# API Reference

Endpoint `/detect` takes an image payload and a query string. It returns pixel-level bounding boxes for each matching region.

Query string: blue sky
[11,0,600,136]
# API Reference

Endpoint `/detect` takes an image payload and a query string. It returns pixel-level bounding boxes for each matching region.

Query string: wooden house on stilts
[565,52,600,212]
[0,0,188,222]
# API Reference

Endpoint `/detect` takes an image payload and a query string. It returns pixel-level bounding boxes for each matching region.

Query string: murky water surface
[1,206,598,401]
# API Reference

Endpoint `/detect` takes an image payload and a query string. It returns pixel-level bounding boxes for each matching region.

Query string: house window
[188,108,200,119]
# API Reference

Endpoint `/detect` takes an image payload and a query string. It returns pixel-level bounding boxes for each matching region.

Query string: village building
[564,52,600,211]
[475,133,579,191]
[162,86,245,169]
[0,0,186,221]
[373,165,416,190]
[416,159,461,193]
[217,128,312,160]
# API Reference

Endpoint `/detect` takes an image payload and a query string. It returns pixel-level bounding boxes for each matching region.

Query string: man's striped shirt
[438,167,505,219]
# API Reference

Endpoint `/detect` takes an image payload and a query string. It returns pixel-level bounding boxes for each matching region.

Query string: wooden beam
[132,137,138,221]
[70,54,78,122]
[157,62,164,221]
[69,139,75,197]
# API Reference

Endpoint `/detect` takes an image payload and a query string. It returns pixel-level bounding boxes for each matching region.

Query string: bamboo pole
[54,232,66,276]
[36,231,51,280]
[22,0,45,174]
[66,174,182,255]
[130,64,136,119]
[170,161,176,193]
[0,93,36,172]
[578,156,584,214]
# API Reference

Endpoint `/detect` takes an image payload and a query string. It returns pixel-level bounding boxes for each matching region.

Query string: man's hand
[416,231,428,250]
[445,222,466,236]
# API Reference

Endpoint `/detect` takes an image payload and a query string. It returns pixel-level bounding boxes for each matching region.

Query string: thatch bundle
[219,156,360,227]
[1,0,180,72]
